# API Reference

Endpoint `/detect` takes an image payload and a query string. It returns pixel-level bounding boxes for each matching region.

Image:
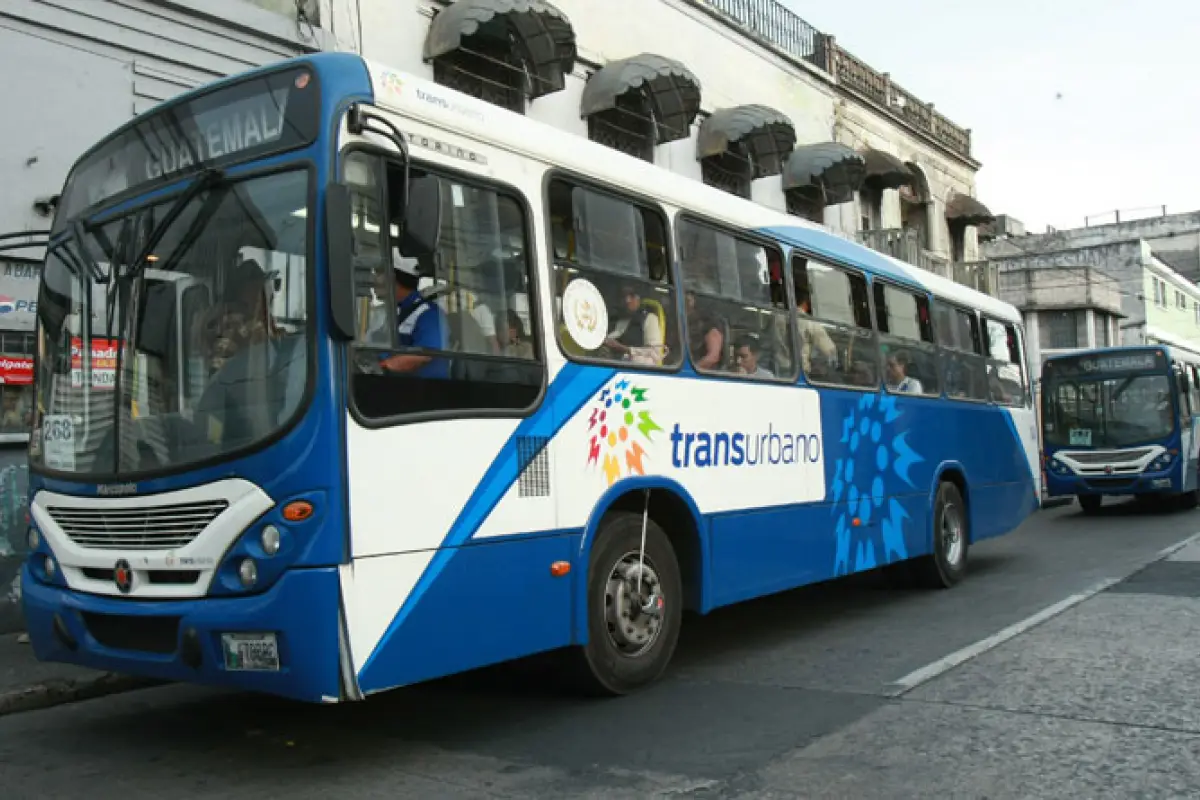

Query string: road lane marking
[885,530,1200,697]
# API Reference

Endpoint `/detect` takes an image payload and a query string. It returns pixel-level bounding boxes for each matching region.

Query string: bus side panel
[707,388,1033,608]
[351,533,579,694]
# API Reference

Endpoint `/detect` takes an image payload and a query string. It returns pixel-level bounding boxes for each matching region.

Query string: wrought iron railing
[691,0,973,160]
[694,0,827,69]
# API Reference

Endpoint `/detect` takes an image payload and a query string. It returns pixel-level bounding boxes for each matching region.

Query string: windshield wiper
[125,167,226,281]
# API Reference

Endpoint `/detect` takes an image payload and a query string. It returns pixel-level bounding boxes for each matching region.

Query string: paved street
[3,499,1200,798]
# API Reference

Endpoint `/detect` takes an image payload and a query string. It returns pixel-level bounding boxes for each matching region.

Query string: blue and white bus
[1042,345,1200,512]
[22,53,1040,703]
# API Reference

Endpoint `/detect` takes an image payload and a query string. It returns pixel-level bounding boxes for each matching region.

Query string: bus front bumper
[20,564,344,704]
[1044,468,1180,498]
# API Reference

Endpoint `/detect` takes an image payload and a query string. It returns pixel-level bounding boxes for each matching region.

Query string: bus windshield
[29,168,311,478]
[1043,371,1175,449]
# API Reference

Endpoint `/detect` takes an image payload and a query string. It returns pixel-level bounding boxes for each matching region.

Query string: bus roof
[58,51,1020,326]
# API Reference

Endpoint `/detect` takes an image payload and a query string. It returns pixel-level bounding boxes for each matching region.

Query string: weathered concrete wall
[998,266,1123,316]
[0,456,29,634]
[988,240,1150,334]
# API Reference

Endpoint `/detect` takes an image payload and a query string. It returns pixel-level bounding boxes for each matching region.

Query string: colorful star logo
[586,378,663,486]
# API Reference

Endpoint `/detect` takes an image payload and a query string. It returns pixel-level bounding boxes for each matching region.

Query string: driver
[378,251,449,379]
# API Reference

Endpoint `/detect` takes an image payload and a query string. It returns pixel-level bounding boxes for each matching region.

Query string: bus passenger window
[874,282,939,397]
[794,256,877,388]
[933,302,988,402]
[983,318,1027,407]
[343,151,542,420]
[677,219,793,380]
[548,179,680,368]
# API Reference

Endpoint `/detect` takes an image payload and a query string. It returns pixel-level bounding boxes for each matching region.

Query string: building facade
[1,0,996,266]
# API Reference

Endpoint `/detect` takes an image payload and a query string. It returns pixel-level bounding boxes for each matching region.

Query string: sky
[784,0,1200,233]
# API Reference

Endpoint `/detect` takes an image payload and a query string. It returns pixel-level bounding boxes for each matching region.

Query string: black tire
[571,511,683,696]
[912,481,969,589]
[1078,494,1102,514]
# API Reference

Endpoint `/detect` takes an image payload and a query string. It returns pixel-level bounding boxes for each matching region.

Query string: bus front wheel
[572,511,683,696]
[1078,494,1102,514]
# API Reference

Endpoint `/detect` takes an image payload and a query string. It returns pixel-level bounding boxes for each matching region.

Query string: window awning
[696,104,796,177]
[423,0,577,99]
[946,191,996,226]
[860,148,913,191]
[580,53,701,144]
[781,142,866,206]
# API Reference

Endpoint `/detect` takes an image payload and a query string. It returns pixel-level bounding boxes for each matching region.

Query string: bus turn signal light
[550,561,571,577]
[282,501,314,522]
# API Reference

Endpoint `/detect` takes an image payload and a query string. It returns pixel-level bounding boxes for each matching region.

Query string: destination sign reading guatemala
[56,65,320,223]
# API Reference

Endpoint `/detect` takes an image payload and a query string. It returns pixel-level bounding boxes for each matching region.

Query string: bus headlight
[260,525,281,556]
[1150,453,1174,471]
[238,558,258,588]
[26,528,39,550]
[43,555,56,578]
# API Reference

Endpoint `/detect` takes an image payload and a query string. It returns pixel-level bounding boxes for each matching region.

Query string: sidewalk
[0,633,158,716]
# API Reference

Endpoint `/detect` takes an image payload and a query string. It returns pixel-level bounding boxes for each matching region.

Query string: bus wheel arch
[911,465,971,589]
[570,481,706,695]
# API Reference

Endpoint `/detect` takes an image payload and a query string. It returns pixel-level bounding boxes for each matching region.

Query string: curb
[0,673,163,718]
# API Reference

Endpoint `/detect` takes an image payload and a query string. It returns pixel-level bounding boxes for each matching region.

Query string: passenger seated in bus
[734,337,773,378]
[195,259,303,444]
[604,283,665,365]
[379,254,450,379]
[202,258,277,373]
[885,350,924,394]
[685,290,725,371]
[795,287,836,376]
[499,309,533,360]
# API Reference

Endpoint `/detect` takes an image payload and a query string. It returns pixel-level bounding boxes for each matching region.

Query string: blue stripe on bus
[357,361,614,687]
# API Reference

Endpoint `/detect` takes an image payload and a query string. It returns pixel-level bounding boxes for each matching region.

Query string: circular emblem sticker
[562,278,608,351]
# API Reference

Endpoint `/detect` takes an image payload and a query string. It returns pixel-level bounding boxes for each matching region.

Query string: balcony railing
[856,229,997,295]
[829,49,972,160]
[692,0,973,160]
[694,0,828,70]
[952,261,1000,295]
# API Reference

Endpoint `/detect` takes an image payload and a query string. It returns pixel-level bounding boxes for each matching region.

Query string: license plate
[221,632,280,672]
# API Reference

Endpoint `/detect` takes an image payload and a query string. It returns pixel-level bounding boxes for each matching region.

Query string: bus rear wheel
[912,481,969,589]
[572,511,682,696]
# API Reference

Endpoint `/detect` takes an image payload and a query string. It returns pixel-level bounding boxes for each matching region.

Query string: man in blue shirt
[379,254,450,379]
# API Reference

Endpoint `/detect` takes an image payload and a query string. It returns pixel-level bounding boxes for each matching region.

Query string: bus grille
[1068,449,1153,465]
[46,500,229,550]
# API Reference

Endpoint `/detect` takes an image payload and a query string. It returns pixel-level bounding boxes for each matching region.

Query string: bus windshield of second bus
[1042,350,1177,449]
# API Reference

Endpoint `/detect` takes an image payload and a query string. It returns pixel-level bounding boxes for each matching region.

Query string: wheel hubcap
[942,503,964,566]
[604,552,665,657]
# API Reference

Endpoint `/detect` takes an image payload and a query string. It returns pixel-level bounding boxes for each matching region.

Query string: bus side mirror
[325,181,356,341]
[396,174,441,259]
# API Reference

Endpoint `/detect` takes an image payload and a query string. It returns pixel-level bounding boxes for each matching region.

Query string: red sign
[0,356,33,385]
[70,338,120,390]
